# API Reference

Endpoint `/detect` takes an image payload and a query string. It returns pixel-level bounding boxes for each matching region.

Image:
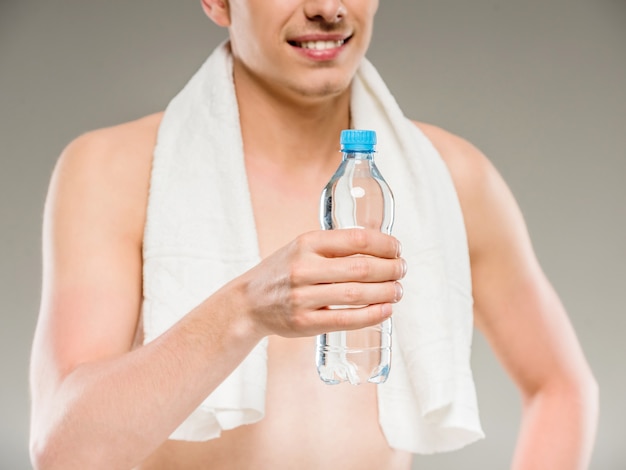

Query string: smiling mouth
[288,37,351,50]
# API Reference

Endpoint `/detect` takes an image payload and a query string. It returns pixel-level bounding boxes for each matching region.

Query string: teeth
[298,40,345,50]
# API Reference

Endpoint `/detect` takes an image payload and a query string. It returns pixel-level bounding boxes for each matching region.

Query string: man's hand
[228,228,406,339]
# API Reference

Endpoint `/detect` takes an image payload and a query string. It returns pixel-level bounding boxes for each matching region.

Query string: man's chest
[245,166,329,259]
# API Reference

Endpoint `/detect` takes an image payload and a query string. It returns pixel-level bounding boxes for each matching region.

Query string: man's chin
[290,76,353,100]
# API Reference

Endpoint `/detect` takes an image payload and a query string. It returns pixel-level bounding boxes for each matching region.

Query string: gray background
[1,1,624,468]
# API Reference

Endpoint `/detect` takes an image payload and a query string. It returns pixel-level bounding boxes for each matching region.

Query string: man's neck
[232,61,352,172]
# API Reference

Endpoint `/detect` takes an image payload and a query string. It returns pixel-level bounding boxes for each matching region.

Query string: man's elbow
[565,367,599,416]
[29,426,70,470]
[30,428,57,470]
[524,367,600,420]
[579,368,600,421]
[30,427,102,470]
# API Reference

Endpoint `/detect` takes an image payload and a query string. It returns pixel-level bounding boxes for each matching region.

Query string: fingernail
[396,241,402,258]
[382,303,393,317]
[394,282,403,302]
[401,259,407,279]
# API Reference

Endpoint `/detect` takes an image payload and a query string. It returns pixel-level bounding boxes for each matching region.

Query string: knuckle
[343,284,362,303]
[332,309,351,329]
[348,228,369,250]
[292,233,310,254]
[288,288,306,309]
[289,312,307,331]
[349,258,370,279]
[288,261,307,285]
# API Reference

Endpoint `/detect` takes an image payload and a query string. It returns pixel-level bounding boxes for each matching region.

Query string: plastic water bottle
[316,129,395,385]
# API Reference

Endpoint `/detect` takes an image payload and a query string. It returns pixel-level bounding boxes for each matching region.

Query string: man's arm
[419,122,599,469]
[29,119,263,469]
[29,118,405,470]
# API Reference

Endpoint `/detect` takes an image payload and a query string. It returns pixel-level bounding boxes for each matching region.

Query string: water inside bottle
[316,319,392,385]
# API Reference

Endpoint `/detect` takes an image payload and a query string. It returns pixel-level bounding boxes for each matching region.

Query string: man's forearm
[30,289,261,470]
[511,378,599,470]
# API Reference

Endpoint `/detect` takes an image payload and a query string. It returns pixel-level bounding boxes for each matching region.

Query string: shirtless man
[29,1,598,469]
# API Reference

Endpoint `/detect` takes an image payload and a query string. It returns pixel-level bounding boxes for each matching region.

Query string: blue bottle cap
[340,129,377,152]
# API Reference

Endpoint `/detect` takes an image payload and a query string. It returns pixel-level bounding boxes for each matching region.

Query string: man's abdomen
[139,336,411,470]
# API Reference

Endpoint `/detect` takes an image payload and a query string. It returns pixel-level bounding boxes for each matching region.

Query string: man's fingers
[300,229,401,259]
[291,281,403,312]
[299,303,394,335]
[287,230,405,286]
[314,255,407,284]
[289,254,406,286]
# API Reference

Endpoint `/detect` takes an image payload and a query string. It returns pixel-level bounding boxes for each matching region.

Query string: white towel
[142,41,484,453]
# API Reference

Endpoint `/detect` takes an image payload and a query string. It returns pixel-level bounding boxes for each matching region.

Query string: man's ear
[200,0,230,27]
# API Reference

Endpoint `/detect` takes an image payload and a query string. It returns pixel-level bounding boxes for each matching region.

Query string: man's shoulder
[54,112,163,199]
[48,112,164,241]
[62,112,164,166]
[412,120,492,189]
[411,120,517,259]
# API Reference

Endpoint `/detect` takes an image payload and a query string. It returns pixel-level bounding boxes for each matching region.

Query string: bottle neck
[342,150,375,161]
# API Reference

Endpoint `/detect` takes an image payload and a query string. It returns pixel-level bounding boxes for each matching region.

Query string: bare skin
[29,1,598,469]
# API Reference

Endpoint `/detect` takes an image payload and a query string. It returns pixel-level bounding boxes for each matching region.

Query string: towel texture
[142,42,484,453]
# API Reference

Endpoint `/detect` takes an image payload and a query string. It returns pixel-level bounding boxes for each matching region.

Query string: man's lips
[287,34,352,51]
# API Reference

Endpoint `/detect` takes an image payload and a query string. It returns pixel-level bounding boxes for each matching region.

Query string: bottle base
[317,360,390,385]
[316,325,391,385]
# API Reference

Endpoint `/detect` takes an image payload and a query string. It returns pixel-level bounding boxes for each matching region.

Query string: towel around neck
[142,41,484,454]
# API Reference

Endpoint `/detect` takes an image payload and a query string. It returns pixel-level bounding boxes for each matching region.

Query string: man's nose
[303,0,346,24]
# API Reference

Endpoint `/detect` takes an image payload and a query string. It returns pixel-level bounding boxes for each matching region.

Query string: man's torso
[130,113,411,469]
